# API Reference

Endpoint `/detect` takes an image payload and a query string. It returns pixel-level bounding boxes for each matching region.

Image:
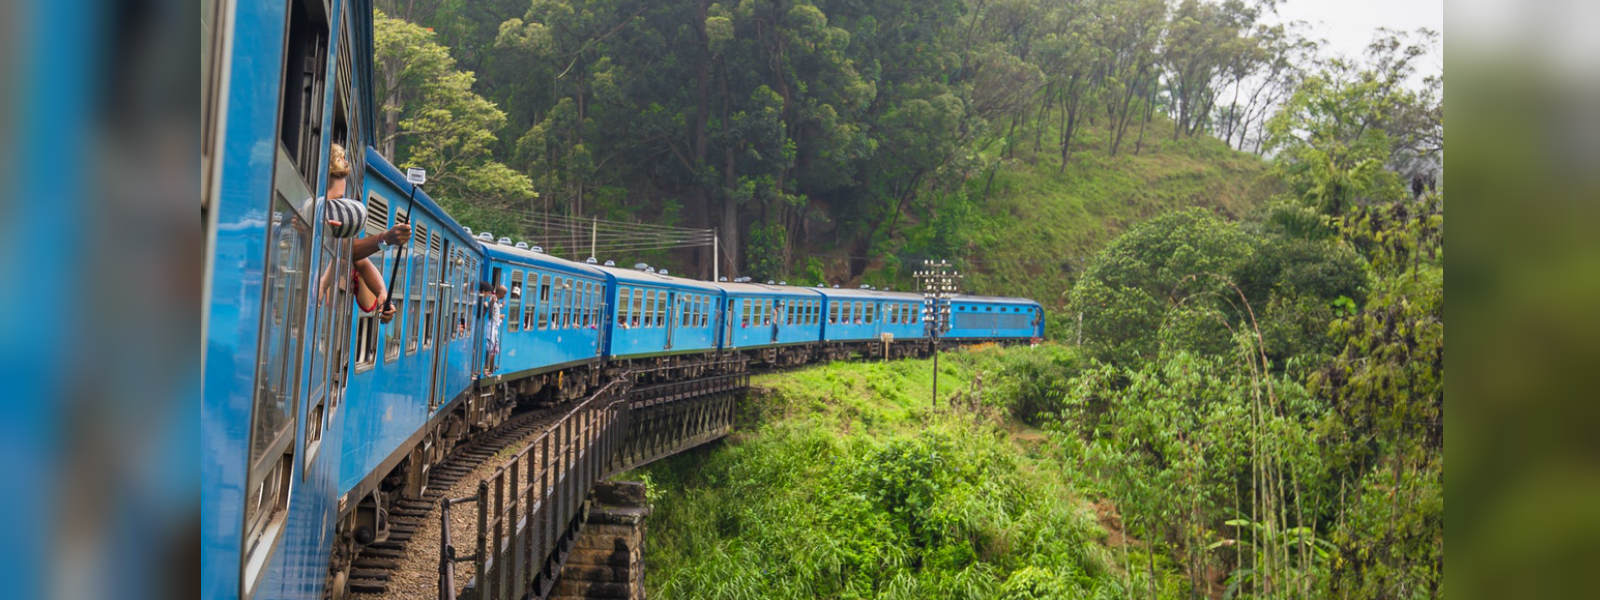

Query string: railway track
[345,404,567,597]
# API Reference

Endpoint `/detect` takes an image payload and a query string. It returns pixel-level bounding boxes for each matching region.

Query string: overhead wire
[508,211,718,261]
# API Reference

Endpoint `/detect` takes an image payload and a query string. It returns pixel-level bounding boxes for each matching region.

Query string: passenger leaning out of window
[323,143,410,323]
[483,284,507,375]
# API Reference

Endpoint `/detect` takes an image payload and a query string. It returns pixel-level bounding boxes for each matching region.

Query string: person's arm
[352,223,412,261]
[354,258,396,322]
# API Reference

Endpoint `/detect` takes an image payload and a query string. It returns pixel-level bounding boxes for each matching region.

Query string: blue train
[200,2,1042,599]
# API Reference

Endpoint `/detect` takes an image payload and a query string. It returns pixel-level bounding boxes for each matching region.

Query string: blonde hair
[328,143,350,179]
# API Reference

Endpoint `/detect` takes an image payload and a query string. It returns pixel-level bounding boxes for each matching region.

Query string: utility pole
[916,259,960,408]
[712,227,719,282]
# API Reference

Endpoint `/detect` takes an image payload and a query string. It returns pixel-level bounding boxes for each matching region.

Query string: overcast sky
[1270,0,1444,78]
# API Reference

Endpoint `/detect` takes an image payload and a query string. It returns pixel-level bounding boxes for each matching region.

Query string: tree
[1263,28,1440,215]
[1067,209,1252,366]
[374,10,535,235]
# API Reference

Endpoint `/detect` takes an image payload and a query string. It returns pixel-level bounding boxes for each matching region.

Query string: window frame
[508,270,523,332]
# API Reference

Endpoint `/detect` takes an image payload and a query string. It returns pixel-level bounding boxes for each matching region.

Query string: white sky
[1269,0,1444,78]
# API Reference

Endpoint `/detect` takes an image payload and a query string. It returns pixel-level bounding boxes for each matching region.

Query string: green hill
[953,122,1277,315]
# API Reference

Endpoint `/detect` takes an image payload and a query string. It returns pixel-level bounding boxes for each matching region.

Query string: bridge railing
[439,376,633,600]
[440,356,748,600]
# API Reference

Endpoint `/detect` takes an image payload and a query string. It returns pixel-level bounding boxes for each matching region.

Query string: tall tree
[374,9,535,236]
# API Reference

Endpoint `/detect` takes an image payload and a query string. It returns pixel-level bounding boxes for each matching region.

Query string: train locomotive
[200,1,1044,599]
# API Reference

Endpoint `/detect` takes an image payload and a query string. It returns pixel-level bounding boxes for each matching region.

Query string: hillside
[952,123,1277,311]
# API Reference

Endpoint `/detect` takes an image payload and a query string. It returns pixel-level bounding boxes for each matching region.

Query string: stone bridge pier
[551,482,650,600]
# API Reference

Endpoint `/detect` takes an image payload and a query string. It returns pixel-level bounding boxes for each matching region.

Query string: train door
[724,297,737,349]
[770,298,781,343]
[665,290,678,350]
[429,237,453,411]
[596,280,608,356]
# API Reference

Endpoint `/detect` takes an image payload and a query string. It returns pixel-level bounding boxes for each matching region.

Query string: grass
[959,120,1279,318]
[625,344,1159,599]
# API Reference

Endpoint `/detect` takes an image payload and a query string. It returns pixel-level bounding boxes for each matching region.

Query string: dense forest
[370,0,1439,296]
[377,2,1443,597]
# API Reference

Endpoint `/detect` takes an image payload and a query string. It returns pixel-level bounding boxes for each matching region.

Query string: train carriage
[717,282,825,367]
[594,264,723,363]
[478,241,607,392]
[814,287,928,360]
[944,295,1045,342]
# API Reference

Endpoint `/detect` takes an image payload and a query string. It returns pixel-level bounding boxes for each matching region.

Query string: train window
[569,279,579,328]
[555,278,565,329]
[276,0,330,189]
[530,274,544,330]
[539,274,549,329]
[353,230,379,370]
[866,303,876,323]
[629,288,643,327]
[582,282,591,328]
[562,278,573,328]
[649,291,662,329]
[375,210,403,362]
[531,273,541,329]
[453,254,465,340]
[548,277,558,329]
[425,234,443,349]
[243,193,313,596]
[407,223,426,354]
[657,293,667,327]
[827,302,836,324]
[352,198,383,370]
[303,223,344,472]
[508,271,522,332]
[617,288,630,326]
[328,240,354,414]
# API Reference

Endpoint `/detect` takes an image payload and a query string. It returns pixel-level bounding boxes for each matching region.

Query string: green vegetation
[633,346,1146,599]
[371,0,1336,293]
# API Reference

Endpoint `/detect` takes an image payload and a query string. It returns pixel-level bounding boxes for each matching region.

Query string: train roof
[949,294,1042,306]
[714,281,825,297]
[811,286,923,301]
[480,242,608,278]
[592,264,724,292]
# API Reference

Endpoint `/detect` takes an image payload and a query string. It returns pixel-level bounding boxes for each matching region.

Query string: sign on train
[406,167,427,185]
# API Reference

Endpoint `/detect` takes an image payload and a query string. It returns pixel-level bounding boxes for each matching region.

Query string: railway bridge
[437,362,748,600]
